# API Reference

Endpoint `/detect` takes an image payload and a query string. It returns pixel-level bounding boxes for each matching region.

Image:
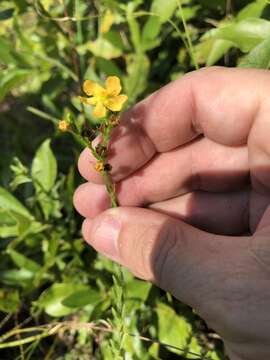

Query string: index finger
[79,66,268,183]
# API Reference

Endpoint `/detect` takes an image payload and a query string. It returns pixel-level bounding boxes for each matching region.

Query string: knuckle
[249,232,270,273]
[135,124,156,161]
[151,222,179,289]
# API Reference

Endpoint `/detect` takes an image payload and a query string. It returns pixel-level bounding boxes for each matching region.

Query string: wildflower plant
[59,75,128,358]
[2,0,269,358]
[59,76,127,208]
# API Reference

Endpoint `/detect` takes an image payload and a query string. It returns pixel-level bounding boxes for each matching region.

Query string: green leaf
[87,37,122,59]
[126,6,141,52]
[142,0,182,50]
[237,0,268,21]
[126,280,151,302]
[0,38,17,65]
[0,212,17,238]
[0,269,34,286]
[151,0,178,23]
[0,69,31,101]
[0,187,32,220]
[0,211,15,226]
[124,54,150,104]
[0,289,20,313]
[10,157,31,191]
[103,30,125,51]
[0,206,34,239]
[176,4,200,22]
[156,303,202,357]
[37,283,90,317]
[142,16,161,41]
[8,249,41,273]
[96,58,123,78]
[0,225,18,238]
[31,139,57,192]
[205,18,270,53]
[62,289,100,308]
[10,174,31,191]
[12,212,32,237]
[206,39,233,66]
[31,139,60,220]
[239,38,270,69]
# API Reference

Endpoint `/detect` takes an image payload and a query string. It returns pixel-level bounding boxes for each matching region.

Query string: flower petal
[93,102,107,118]
[105,76,121,96]
[105,95,128,112]
[79,96,97,105]
[83,80,105,97]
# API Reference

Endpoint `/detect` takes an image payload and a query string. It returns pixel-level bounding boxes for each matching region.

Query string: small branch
[0,321,211,359]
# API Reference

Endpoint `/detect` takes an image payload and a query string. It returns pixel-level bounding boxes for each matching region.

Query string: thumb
[82,207,233,308]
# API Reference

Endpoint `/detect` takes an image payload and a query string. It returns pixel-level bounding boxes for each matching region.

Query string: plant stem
[177,0,199,70]
[103,171,118,208]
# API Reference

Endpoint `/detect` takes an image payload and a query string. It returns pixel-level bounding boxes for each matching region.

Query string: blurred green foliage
[0,0,270,358]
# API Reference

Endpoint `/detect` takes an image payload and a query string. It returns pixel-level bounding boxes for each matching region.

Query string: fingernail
[93,215,121,261]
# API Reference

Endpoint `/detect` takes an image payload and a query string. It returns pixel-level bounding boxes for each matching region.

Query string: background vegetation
[1,0,270,359]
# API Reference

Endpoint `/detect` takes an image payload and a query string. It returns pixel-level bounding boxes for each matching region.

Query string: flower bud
[58,120,69,132]
[109,114,120,127]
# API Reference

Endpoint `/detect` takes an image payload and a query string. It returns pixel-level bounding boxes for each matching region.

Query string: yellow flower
[79,76,128,119]
[58,120,69,132]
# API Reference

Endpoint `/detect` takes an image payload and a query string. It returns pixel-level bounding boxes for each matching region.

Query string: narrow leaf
[0,187,32,220]
[31,139,57,192]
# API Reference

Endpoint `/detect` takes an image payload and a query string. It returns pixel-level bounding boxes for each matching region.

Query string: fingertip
[73,182,111,218]
[82,218,92,243]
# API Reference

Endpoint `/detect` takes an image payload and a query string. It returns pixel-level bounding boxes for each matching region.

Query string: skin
[73,67,270,360]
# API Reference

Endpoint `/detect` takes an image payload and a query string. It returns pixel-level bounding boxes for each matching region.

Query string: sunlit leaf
[151,0,178,23]
[239,37,270,68]
[8,249,41,273]
[0,187,32,220]
[204,18,270,52]
[31,139,57,192]
[62,289,100,308]
[37,283,91,317]
[237,0,267,21]
[0,69,31,101]
[126,279,151,302]
[156,303,202,357]
[124,54,150,104]
[0,269,34,286]
[87,37,122,60]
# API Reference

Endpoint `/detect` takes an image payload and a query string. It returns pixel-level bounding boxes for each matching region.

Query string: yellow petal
[105,94,128,112]
[79,96,97,105]
[93,102,107,118]
[83,80,105,97]
[100,9,115,34]
[105,76,121,96]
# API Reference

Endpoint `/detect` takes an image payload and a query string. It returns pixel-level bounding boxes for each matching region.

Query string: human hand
[74,67,270,360]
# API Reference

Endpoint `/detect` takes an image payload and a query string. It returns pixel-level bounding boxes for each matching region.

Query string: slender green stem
[177,0,199,70]
[0,321,209,358]
[103,171,118,207]
[99,118,119,208]
[0,332,51,349]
